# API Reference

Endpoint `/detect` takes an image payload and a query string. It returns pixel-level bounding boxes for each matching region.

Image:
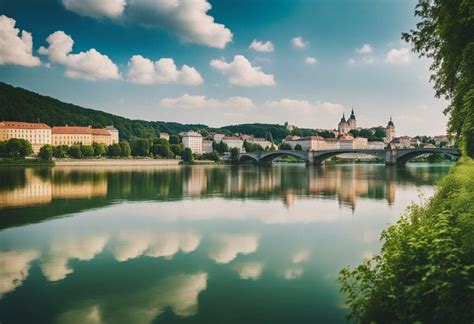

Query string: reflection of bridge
[238,148,460,166]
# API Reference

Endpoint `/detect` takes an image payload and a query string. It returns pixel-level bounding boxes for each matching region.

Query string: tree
[169,135,181,145]
[39,145,53,161]
[170,144,184,157]
[92,142,106,156]
[81,145,95,158]
[182,147,193,162]
[68,145,82,159]
[152,144,174,158]
[53,145,68,158]
[130,138,150,156]
[108,143,122,157]
[120,141,131,157]
[279,142,292,150]
[230,147,240,160]
[0,141,6,156]
[402,0,474,157]
[294,144,302,151]
[215,141,229,154]
[5,138,33,157]
[265,131,274,143]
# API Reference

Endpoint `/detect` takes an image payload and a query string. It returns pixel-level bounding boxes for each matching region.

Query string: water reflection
[0,164,452,323]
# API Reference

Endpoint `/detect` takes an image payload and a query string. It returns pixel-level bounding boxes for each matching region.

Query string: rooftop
[0,121,50,129]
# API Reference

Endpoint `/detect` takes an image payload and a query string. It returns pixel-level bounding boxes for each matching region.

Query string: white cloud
[385,47,411,64]
[291,250,310,263]
[234,261,264,280]
[305,57,317,64]
[39,31,120,80]
[210,55,275,87]
[291,36,306,48]
[347,58,355,65]
[356,43,373,54]
[62,0,126,18]
[160,94,255,110]
[0,250,39,297]
[127,55,203,85]
[208,233,260,264]
[361,56,375,64]
[249,39,274,52]
[40,235,107,281]
[62,0,232,48]
[0,15,41,67]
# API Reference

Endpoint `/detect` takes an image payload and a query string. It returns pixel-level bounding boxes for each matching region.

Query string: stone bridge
[238,148,460,166]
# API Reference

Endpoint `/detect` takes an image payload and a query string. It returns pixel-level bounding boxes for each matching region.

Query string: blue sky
[0,0,448,135]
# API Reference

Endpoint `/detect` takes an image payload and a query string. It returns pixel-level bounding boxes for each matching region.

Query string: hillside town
[0,110,452,159]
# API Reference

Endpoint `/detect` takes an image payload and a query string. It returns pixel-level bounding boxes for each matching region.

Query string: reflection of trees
[0,164,452,228]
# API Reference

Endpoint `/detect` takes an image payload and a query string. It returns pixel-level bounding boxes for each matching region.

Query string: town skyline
[0,0,448,136]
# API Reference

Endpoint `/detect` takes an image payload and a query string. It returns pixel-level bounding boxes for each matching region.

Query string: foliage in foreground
[339,159,474,323]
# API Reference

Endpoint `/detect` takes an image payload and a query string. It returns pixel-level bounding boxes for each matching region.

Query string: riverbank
[54,158,181,167]
[339,158,474,323]
[0,158,54,166]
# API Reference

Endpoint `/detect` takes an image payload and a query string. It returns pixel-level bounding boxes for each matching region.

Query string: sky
[0,0,449,136]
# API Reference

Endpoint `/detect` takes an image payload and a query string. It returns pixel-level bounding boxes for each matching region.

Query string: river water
[0,163,452,323]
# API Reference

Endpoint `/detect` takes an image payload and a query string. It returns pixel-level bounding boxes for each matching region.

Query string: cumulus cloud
[249,39,274,52]
[385,47,411,64]
[210,55,275,87]
[160,94,255,110]
[305,57,317,64]
[62,0,232,48]
[291,36,306,48]
[62,0,126,18]
[112,231,201,262]
[234,261,264,280]
[0,15,41,67]
[208,233,260,264]
[39,31,120,80]
[40,235,107,281]
[0,250,39,297]
[356,43,373,54]
[127,55,203,85]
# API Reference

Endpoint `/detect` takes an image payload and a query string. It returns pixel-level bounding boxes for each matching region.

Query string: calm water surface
[0,163,452,323]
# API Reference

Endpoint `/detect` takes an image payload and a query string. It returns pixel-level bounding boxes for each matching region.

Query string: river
[0,163,452,323]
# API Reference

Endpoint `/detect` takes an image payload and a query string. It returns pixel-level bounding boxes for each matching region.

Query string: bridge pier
[385,149,397,166]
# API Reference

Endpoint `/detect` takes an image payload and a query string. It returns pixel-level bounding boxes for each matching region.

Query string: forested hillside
[0,82,206,140]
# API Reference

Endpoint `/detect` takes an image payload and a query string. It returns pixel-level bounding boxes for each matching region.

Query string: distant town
[0,108,452,161]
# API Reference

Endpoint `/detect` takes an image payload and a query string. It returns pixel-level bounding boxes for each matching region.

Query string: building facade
[338,114,350,135]
[182,131,203,154]
[202,140,213,153]
[0,121,51,153]
[105,126,119,143]
[52,126,94,146]
[92,128,113,146]
[222,136,244,151]
[159,132,170,141]
[348,109,357,130]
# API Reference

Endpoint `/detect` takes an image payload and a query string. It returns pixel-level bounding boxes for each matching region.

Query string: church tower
[348,108,357,130]
[386,117,395,143]
[338,114,350,134]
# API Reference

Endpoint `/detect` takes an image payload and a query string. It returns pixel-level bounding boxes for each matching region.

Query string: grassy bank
[339,158,474,323]
[0,158,54,166]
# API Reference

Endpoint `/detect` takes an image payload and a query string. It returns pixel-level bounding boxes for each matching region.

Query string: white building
[159,132,170,141]
[105,126,119,144]
[285,136,327,151]
[367,141,386,149]
[202,140,213,153]
[353,137,368,149]
[222,136,244,151]
[182,131,203,154]
[0,121,51,154]
[248,138,273,150]
[213,133,225,143]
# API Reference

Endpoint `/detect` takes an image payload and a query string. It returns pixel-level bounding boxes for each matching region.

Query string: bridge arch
[396,148,459,166]
[313,149,386,165]
[238,154,259,164]
[258,150,308,164]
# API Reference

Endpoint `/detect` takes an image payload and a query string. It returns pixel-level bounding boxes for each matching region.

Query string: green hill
[0,82,207,140]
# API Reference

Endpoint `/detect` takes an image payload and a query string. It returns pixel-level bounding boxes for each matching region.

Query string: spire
[340,113,347,123]
[349,108,356,120]
[388,116,394,126]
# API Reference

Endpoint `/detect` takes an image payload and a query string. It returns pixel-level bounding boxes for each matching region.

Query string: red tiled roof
[223,136,243,140]
[92,128,111,136]
[0,121,50,129]
[52,126,93,135]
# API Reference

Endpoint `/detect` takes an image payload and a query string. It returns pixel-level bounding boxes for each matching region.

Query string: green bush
[3,138,33,157]
[107,143,122,157]
[119,141,131,157]
[92,142,106,156]
[53,145,68,158]
[130,138,150,156]
[279,142,292,150]
[170,144,184,157]
[81,145,95,157]
[39,145,53,161]
[152,144,174,158]
[169,135,181,145]
[182,147,193,162]
[339,159,474,323]
[68,145,82,159]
